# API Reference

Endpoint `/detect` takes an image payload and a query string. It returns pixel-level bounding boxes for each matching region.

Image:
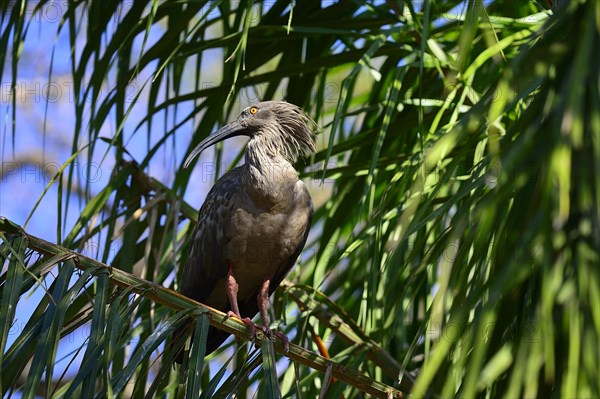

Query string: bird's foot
[225,312,289,352]
[241,317,258,337]
[226,311,261,338]
[273,330,290,353]
[260,327,290,353]
[226,310,237,318]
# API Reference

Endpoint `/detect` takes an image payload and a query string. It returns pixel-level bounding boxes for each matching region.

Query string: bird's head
[184,101,316,168]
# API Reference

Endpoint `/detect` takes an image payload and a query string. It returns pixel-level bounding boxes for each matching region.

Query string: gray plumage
[173,101,316,361]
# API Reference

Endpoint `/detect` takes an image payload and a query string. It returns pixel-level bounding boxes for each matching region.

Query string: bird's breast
[225,179,311,299]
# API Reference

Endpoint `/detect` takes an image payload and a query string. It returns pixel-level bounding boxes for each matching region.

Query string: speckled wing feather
[180,169,243,302]
[173,169,241,361]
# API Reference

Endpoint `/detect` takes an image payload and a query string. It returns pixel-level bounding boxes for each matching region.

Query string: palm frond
[1,0,598,397]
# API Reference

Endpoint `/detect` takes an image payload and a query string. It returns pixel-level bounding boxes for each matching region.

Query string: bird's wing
[173,167,240,363]
[180,168,242,302]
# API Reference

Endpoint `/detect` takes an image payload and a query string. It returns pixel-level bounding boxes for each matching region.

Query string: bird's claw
[241,317,257,337]
[226,310,238,319]
[261,327,290,353]
[225,312,289,352]
[273,331,290,353]
[226,311,259,337]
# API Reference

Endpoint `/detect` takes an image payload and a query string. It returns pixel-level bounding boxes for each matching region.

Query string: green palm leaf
[1,1,598,397]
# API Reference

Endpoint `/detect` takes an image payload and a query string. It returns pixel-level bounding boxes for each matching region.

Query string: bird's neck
[243,147,299,206]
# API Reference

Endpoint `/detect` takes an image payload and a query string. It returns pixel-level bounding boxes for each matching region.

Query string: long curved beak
[184,121,248,168]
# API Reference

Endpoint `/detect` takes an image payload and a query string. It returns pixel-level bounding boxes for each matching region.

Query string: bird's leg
[257,278,271,330]
[225,263,241,317]
[225,262,258,337]
[257,277,290,353]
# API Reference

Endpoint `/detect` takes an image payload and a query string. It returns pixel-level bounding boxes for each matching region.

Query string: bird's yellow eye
[249,107,258,115]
